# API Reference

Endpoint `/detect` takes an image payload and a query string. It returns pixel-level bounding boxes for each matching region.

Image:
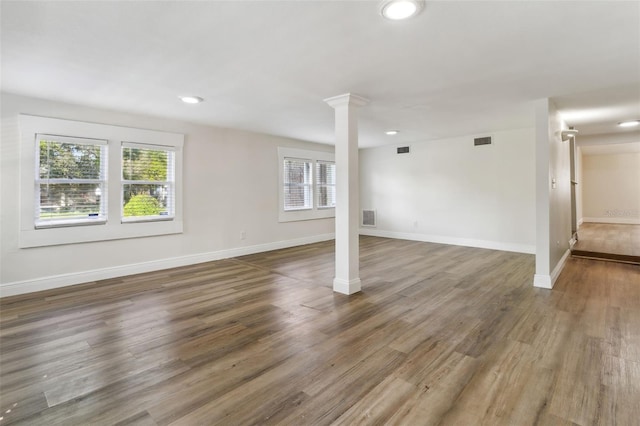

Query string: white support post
[324,93,369,295]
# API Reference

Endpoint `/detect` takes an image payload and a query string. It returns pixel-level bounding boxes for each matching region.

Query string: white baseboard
[533,274,552,289]
[0,233,335,297]
[333,277,362,295]
[583,217,640,225]
[533,249,571,290]
[578,218,584,227]
[359,228,535,254]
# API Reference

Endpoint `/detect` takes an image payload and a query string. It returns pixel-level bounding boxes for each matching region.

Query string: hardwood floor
[573,223,640,264]
[1,236,639,425]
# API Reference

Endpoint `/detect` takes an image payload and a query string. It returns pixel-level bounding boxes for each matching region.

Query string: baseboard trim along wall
[359,228,536,254]
[533,274,552,289]
[582,217,640,225]
[0,233,335,297]
[533,248,571,290]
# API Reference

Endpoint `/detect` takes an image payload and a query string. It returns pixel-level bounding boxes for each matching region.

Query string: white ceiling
[2,1,639,148]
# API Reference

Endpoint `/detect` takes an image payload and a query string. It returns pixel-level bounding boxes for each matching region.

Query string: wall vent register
[474,136,492,146]
[397,146,410,154]
[362,209,377,227]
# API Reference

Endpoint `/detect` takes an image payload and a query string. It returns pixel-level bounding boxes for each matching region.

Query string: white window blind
[316,160,336,208]
[122,142,175,221]
[35,134,107,228]
[283,157,312,211]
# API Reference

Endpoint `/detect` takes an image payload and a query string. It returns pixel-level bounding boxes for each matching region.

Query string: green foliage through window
[122,146,174,218]
[123,194,162,217]
[37,138,105,222]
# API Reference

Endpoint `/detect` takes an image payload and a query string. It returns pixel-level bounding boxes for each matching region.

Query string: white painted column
[324,93,369,295]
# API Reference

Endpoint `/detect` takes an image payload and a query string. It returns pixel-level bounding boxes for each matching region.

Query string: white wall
[582,151,640,224]
[534,99,572,289]
[359,128,536,253]
[0,93,334,295]
[576,145,583,225]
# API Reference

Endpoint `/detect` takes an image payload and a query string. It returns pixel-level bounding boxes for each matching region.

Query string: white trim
[578,218,584,226]
[582,217,640,225]
[122,141,177,151]
[333,277,362,295]
[359,228,535,254]
[0,233,335,297]
[552,249,571,285]
[277,147,335,222]
[323,93,370,108]
[19,114,184,248]
[533,248,571,289]
[533,274,552,289]
[569,236,577,248]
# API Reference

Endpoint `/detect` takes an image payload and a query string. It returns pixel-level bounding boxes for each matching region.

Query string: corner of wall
[532,248,571,290]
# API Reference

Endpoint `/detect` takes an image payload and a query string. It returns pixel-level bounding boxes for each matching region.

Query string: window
[278,147,335,222]
[122,143,175,222]
[35,135,107,228]
[19,115,183,248]
[316,160,336,209]
[283,158,312,211]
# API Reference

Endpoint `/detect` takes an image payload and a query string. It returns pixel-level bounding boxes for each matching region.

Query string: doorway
[571,142,640,264]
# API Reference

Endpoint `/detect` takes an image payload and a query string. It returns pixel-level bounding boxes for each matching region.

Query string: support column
[324,93,369,295]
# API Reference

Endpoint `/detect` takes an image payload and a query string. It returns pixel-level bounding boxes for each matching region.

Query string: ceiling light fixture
[385,130,399,135]
[618,120,640,128]
[179,96,204,104]
[380,0,424,20]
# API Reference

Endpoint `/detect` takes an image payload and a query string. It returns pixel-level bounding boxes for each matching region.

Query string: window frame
[19,115,184,248]
[316,160,336,209]
[121,142,176,223]
[283,157,313,212]
[277,147,335,222]
[35,134,109,229]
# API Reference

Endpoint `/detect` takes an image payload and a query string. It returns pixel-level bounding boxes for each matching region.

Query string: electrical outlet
[413,221,418,228]
[240,231,246,240]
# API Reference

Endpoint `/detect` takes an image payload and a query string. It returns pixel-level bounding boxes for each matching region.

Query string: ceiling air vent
[397,146,410,154]
[362,210,376,227]
[474,136,492,146]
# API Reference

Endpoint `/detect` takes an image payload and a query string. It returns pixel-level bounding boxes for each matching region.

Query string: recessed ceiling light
[618,120,640,127]
[179,96,204,104]
[380,0,423,20]
[385,130,399,135]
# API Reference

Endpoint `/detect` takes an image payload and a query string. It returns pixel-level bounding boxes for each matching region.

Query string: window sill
[121,216,174,224]
[35,218,107,229]
[20,219,183,248]
[278,208,335,223]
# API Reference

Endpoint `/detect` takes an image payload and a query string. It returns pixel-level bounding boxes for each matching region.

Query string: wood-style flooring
[573,222,640,264]
[1,236,639,425]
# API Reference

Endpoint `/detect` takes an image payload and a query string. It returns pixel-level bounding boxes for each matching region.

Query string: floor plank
[1,236,639,425]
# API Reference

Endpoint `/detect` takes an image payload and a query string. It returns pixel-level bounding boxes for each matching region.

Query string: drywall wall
[359,128,536,253]
[0,93,335,295]
[582,150,640,224]
[534,99,572,289]
[576,145,583,225]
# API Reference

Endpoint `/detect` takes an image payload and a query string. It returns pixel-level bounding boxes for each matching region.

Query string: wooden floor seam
[1,236,639,425]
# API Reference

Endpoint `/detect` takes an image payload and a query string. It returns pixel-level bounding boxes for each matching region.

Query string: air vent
[362,210,376,227]
[474,136,492,146]
[397,146,410,154]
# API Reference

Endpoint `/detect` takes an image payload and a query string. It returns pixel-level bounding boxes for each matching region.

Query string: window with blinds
[35,135,107,228]
[122,142,175,221]
[283,157,312,211]
[316,160,336,208]
[278,147,334,222]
